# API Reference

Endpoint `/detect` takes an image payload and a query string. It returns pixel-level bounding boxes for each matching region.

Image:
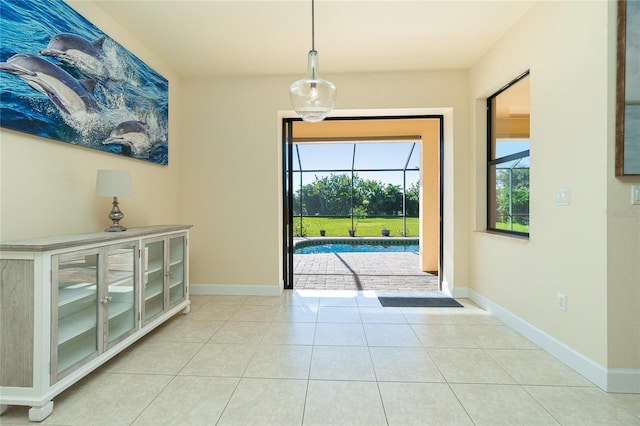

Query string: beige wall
[0,2,184,242]
[469,0,639,370]
[181,71,469,289]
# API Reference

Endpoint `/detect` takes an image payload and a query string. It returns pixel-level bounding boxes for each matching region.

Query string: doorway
[282,114,444,291]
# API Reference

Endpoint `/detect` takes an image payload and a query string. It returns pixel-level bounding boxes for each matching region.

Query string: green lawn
[495,222,529,233]
[292,217,419,237]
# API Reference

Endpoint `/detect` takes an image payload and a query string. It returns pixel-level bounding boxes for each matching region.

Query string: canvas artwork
[617,0,640,175]
[0,0,169,166]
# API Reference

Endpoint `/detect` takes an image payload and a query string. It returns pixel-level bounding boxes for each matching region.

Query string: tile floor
[2,291,639,425]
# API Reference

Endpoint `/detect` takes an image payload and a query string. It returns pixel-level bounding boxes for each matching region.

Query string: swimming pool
[294,239,419,254]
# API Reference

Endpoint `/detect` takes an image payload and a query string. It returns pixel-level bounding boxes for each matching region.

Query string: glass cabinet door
[168,235,185,306]
[104,243,137,347]
[143,239,165,322]
[52,249,99,381]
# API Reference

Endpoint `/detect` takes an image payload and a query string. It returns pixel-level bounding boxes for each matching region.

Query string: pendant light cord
[311,0,315,51]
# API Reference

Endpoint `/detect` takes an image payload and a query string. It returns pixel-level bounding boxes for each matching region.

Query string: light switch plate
[632,186,640,205]
[555,188,570,206]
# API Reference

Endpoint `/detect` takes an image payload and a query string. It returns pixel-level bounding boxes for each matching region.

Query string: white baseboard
[190,283,283,296]
[607,369,640,393]
[452,286,469,299]
[459,287,639,394]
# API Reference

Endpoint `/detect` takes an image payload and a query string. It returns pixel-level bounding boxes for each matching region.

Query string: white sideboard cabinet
[0,225,192,422]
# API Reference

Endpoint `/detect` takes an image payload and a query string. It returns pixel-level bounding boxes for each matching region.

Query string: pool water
[295,243,419,254]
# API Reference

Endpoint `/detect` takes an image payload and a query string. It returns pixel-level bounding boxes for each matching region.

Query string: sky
[291,138,531,190]
[292,142,421,189]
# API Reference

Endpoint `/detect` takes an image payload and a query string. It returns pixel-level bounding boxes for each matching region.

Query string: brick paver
[293,252,439,291]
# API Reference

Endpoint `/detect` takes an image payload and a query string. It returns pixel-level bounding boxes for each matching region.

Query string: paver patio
[293,252,439,291]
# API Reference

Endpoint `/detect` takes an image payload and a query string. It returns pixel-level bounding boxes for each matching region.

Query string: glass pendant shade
[290,50,336,123]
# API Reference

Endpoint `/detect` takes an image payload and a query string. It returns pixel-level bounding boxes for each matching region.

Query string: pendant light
[289,0,336,123]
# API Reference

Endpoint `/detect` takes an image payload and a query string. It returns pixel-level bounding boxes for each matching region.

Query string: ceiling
[88,0,536,78]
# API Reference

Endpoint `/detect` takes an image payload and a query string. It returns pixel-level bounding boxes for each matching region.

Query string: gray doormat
[378,297,463,307]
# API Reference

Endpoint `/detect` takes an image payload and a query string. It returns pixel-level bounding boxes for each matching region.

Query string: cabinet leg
[28,401,53,422]
[181,304,191,315]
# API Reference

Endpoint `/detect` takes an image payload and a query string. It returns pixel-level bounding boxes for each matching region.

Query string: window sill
[477,229,530,242]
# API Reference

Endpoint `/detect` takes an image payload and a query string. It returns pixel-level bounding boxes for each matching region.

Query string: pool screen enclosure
[292,139,421,237]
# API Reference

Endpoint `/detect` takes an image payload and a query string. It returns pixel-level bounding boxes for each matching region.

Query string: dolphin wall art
[0,0,169,166]
[40,33,110,80]
[103,121,151,156]
[0,54,100,115]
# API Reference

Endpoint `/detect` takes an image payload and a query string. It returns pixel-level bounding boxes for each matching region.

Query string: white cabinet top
[1,225,192,252]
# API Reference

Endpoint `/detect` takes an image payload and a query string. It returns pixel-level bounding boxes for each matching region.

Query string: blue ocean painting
[0,0,169,165]
[623,0,640,174]
[626,0,639,103]
[624,105,640,174]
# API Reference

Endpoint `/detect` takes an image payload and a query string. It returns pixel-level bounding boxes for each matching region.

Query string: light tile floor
[3,291,639,425]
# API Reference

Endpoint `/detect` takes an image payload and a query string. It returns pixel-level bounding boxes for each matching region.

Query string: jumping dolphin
[0,54,100,115]
[103,121,151,156]
[40,33,108,79]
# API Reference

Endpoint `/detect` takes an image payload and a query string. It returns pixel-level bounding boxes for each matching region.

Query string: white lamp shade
[96,170,133,197]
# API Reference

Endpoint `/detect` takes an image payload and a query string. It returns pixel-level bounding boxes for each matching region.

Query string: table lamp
[96,170,133,232]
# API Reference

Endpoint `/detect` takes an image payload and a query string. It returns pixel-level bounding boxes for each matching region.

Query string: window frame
[486,71,530,238]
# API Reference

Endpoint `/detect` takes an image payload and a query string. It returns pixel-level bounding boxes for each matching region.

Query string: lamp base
[105,224,127,232]
[104,196,127,232]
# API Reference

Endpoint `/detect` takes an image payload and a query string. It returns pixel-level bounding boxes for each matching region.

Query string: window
[487,72,530,236]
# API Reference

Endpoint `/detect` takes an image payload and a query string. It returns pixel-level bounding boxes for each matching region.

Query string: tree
[495,167,529,226]
[381,184,403,215]
[294,173,420,218]
[294,174,353,216]
[359,179,384,215]
[405,181,420,217]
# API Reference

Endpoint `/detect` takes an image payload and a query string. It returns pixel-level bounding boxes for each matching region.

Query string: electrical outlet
[557,293,567,311]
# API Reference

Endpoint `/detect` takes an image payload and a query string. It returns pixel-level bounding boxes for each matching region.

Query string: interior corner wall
[0,2,183,241]
[469,0,618,368]
[180,70,470,290]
